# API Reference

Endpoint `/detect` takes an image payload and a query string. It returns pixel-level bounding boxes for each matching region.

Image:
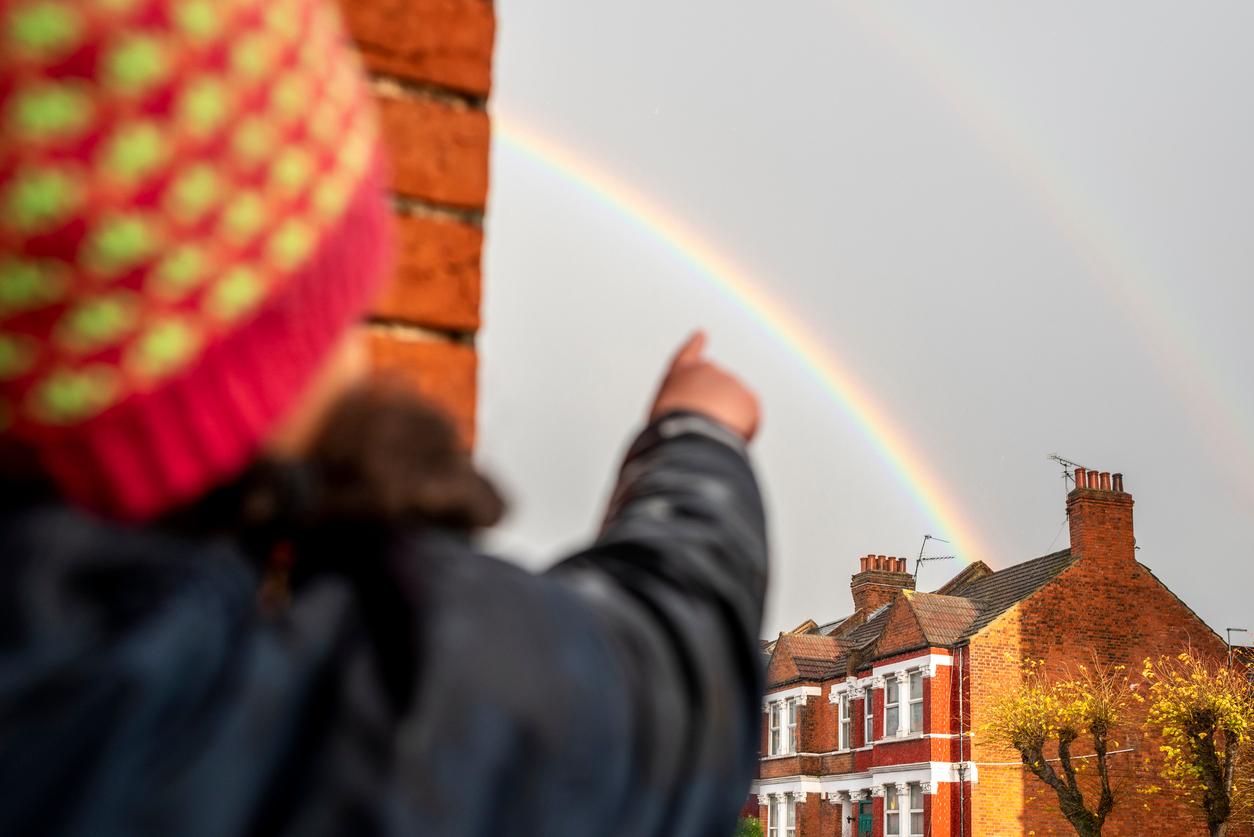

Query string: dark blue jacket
[0,415,768,836]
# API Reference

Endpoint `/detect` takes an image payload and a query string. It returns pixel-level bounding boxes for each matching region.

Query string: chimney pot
[1066,466,1135,565]
[851,551,917,612]
[1074,467,1087,490]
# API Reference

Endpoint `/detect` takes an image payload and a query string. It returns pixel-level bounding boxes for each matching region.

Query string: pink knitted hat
[0,0,392,519]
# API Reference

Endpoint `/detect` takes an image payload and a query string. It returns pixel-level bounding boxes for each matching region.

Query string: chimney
[1067,467,1135,564]
[851,554,915,613]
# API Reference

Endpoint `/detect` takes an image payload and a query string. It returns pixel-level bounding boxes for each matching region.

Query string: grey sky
[476,1,1254,639]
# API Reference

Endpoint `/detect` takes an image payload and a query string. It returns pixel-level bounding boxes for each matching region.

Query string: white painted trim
[763,685,822,711]
[869,731,958,745]
[761,749,847,760]
[751,777,825,798]
[871,653,952,680]
[753,761,979,799]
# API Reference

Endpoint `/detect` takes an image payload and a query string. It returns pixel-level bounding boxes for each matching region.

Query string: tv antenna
[914,534,957,577]
[1048,453,1091,497]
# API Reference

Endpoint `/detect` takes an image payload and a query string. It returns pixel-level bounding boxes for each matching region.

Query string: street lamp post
[1226,627,1249,668]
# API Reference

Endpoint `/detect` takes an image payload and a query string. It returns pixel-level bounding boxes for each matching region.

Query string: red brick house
[752,469,1251,837]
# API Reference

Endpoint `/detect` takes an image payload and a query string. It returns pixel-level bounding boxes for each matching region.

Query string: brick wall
[337,0,494,442]
[967,482,1253,837]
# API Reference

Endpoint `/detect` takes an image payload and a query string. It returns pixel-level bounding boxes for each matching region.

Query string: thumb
[667,330,707,374]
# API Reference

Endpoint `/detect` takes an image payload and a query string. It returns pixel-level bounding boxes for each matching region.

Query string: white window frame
[885,786,901,836]
[838,693,851,751]
[885,678,900,737]
[769,702,782,755]
[768,698,799,756]
[768,796,796,837]
[909,783,924,837]
[865,690,875,744]
[786,698,798,754]
[908,670,924,734]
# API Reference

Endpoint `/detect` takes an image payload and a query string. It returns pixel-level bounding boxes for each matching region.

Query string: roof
[945,549,1077,638]
[794,656,845,680]
[903,592,981,646]
[841,603,892,651]
[934,561,992,595]
[762,549,1080,685]
[817,615,853,636]
[766,633,846,687]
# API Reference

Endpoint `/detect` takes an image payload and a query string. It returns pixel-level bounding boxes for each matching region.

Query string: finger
[667,330,707,374]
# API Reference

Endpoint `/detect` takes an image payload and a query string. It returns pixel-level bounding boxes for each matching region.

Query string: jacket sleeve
[545,410,769,833]
[287,412,770,837]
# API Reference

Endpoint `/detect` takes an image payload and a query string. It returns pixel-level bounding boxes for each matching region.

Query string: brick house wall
[754,472,1251,837]
[967,482,1252,837]
[336,0,494,442]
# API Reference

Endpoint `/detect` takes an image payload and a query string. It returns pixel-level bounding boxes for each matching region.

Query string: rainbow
[846,5,1254,488]
[493,114,991,565]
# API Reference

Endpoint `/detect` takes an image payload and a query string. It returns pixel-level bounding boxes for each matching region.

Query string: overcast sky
[475,1,1254,640]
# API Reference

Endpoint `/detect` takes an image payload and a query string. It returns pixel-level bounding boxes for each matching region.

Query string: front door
[857,801,873,836]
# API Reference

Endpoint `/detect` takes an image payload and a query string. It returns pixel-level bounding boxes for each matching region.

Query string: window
[885,678,900,736]
[909,784,924,837]
[908,671,924,734]
[865,690,874,744]
[769,796,796,837]
[885,787,901,836]
[768,698,798,755]
[769,702,781,755]
[838,693,851,751]
[767,702,777,757]
[786,698,798,754]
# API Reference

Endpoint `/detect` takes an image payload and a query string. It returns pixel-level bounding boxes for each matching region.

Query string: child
[0,0,767,834]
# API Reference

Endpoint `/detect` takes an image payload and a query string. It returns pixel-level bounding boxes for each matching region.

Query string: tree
[984,661,1132,837]
[733,816,764,837]
[1141,651,1254,837]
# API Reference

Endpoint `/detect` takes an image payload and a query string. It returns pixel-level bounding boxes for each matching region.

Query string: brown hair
[151,379,505,569]
[307,378,504,529]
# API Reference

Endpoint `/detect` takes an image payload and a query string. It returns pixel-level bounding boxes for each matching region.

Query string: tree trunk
[1210,822,1227,837]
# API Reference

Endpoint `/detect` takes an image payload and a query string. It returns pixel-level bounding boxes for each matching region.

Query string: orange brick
[376,95,490,208]
[372,213,481,331]
[367,329,477,444]
[339,0,495,96]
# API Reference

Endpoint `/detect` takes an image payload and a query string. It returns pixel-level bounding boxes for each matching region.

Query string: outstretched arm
[546,333,768,834]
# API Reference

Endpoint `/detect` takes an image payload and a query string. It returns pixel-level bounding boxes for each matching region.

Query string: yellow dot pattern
[0,0,380,429]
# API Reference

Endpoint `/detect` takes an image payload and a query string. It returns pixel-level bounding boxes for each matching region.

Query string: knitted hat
[0,0,392,519]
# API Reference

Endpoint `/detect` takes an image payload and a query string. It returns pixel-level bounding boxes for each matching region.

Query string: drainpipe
[957,644,966,837]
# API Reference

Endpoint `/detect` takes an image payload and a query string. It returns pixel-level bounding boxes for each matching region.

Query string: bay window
[838,693,851,751]
[865,690,874,744]
[908,670,924,733]
[909,784,925,837]
[885,787,901,836]
[885,678,900,736]
[768,698,798,755]
[769,702,781,755]
[768,796,796,837]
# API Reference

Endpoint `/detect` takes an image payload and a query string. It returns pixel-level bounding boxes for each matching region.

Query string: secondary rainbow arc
[847,5,1254,486]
